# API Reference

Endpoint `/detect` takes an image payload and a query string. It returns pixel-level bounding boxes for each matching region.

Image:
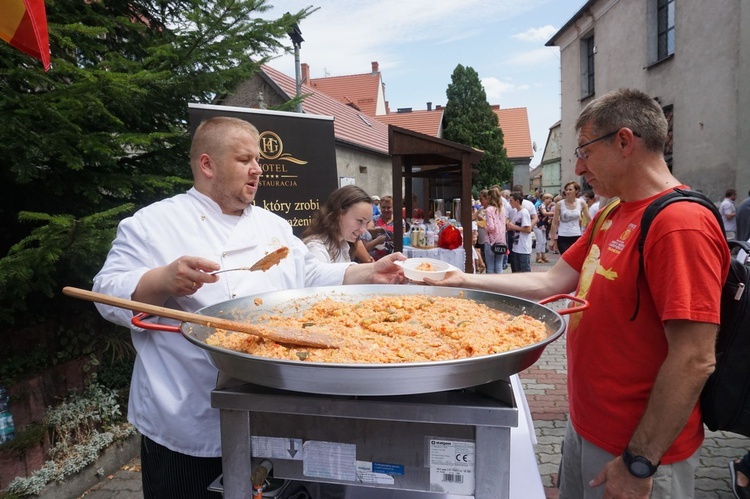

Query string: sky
[263,0,587,167]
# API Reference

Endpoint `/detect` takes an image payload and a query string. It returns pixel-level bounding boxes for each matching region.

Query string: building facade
[547,0,750,203]
[220,66,393,199]
[539,121,562,196]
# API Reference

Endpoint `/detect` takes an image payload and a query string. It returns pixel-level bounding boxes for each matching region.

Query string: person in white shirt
[302,185,374,263]
[549,181,591,255]
[506,192,533,272]
[719,188,738,240]
[500,189,512,216]
[510,185,540,230]
[584,190,601,221]
[92,117,405,498]
[505,187,538,266]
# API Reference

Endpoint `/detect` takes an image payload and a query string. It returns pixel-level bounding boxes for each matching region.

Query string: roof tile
[373,110,444,137]
[494,107,534,159]
[261,65,389,155]
[309,73,383,116]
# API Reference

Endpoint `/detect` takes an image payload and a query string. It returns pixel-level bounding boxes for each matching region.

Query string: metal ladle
[210,246,289,274]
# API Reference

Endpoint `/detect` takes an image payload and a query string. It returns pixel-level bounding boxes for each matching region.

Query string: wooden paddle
[62,287,338,349]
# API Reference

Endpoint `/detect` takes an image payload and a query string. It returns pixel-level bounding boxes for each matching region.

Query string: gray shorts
[558,420,700,499]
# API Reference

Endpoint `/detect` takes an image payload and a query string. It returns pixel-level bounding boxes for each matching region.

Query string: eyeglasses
[574,131,618,160]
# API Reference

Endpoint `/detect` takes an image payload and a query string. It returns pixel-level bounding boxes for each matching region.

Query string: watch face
[623,450,657,478]
[630,460,652,478]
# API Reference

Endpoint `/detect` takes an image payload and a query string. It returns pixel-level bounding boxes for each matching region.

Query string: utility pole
[287,18,304,113]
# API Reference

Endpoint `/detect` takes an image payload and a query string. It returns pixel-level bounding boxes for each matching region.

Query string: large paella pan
[135,285,584,396]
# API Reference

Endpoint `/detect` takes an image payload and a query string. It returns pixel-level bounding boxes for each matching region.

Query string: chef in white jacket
[93,116,405,498]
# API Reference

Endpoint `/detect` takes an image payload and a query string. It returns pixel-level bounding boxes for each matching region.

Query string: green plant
[4,383,135,497]
[443,64,513,190]
[0,423,47,457]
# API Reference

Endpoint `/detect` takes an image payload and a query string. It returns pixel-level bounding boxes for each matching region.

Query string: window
[580,35,595,99]
[657,0,675,60]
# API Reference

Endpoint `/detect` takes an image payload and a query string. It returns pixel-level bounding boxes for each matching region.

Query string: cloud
[265,0,549,76]
[437,29,484,46]
[512,25,558,42]
[505,47,560,66]
[481,77,531,100]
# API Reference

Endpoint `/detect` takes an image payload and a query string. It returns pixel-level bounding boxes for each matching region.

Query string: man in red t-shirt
[429,88,730,499]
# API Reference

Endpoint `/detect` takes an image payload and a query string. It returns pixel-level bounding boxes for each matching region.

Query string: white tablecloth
[403,245,466,270]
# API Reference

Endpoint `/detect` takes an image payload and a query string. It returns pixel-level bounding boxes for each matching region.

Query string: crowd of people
[341,178,611,277]
[90,89,749,499]
[469,182,601,275]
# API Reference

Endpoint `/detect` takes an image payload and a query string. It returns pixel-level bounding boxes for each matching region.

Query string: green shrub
[4,384,135,497]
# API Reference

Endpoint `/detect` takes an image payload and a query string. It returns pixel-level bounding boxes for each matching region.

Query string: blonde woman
[483,187,508,273]
[549,181,591,255]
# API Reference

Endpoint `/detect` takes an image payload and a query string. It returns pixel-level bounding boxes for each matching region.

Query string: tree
[0,0,313,379]
[443,64,513,191]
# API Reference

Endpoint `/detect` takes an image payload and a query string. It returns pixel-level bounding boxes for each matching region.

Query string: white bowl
[395,257,459,282]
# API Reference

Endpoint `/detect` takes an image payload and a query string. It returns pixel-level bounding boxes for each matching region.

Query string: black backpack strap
[631,187,726,320]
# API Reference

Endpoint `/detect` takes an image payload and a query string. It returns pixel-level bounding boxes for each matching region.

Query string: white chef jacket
[93,188,349,457]
[304,237,352,264]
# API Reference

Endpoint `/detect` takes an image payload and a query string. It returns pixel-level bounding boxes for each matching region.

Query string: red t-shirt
[562,187,729,463]
[372,217,395,260]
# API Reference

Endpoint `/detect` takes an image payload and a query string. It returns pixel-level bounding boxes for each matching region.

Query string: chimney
[397,107,412,113]
[436,105,442,110]
[371,61,379,75]
[427,102,432,111]
[301,63,310,84]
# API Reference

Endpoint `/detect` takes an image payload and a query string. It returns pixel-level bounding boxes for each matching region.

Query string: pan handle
[538,294,590,315]
[131,313,181,333]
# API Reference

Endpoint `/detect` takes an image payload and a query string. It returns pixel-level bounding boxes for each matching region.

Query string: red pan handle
[131,313,181,333]
[538,294,590,315]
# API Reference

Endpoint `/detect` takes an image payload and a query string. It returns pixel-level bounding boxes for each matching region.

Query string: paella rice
[205,295,547,364]
[414,262,437,271]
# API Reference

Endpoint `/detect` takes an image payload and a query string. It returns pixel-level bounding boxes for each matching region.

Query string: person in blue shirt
[371,195,381,220]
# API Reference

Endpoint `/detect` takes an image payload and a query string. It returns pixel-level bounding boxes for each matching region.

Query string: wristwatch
[622,449,659,478]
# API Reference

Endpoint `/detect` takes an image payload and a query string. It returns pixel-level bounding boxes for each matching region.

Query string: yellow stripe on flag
[0,0,51,71]
[0,1,28,44]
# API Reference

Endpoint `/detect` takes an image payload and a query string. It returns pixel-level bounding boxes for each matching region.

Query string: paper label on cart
[428,438,475,495]
[303,441,357,481]
[251,436,303,460]
[355,461,396,484]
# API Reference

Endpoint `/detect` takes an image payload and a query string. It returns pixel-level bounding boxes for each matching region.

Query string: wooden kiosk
[388,125,484,273]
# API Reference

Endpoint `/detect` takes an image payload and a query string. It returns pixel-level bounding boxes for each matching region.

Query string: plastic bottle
[0,387,15,444]
[425,227,436,247]
[414,223,425,248]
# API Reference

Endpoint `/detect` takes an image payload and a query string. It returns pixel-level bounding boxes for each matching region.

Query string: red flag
[0,0,51,71]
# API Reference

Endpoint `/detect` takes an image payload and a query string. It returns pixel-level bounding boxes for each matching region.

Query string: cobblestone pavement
[78,459,142,499]
[79,249,750,498]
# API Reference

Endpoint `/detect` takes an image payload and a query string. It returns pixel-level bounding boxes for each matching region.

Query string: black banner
[188,104,338,236]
